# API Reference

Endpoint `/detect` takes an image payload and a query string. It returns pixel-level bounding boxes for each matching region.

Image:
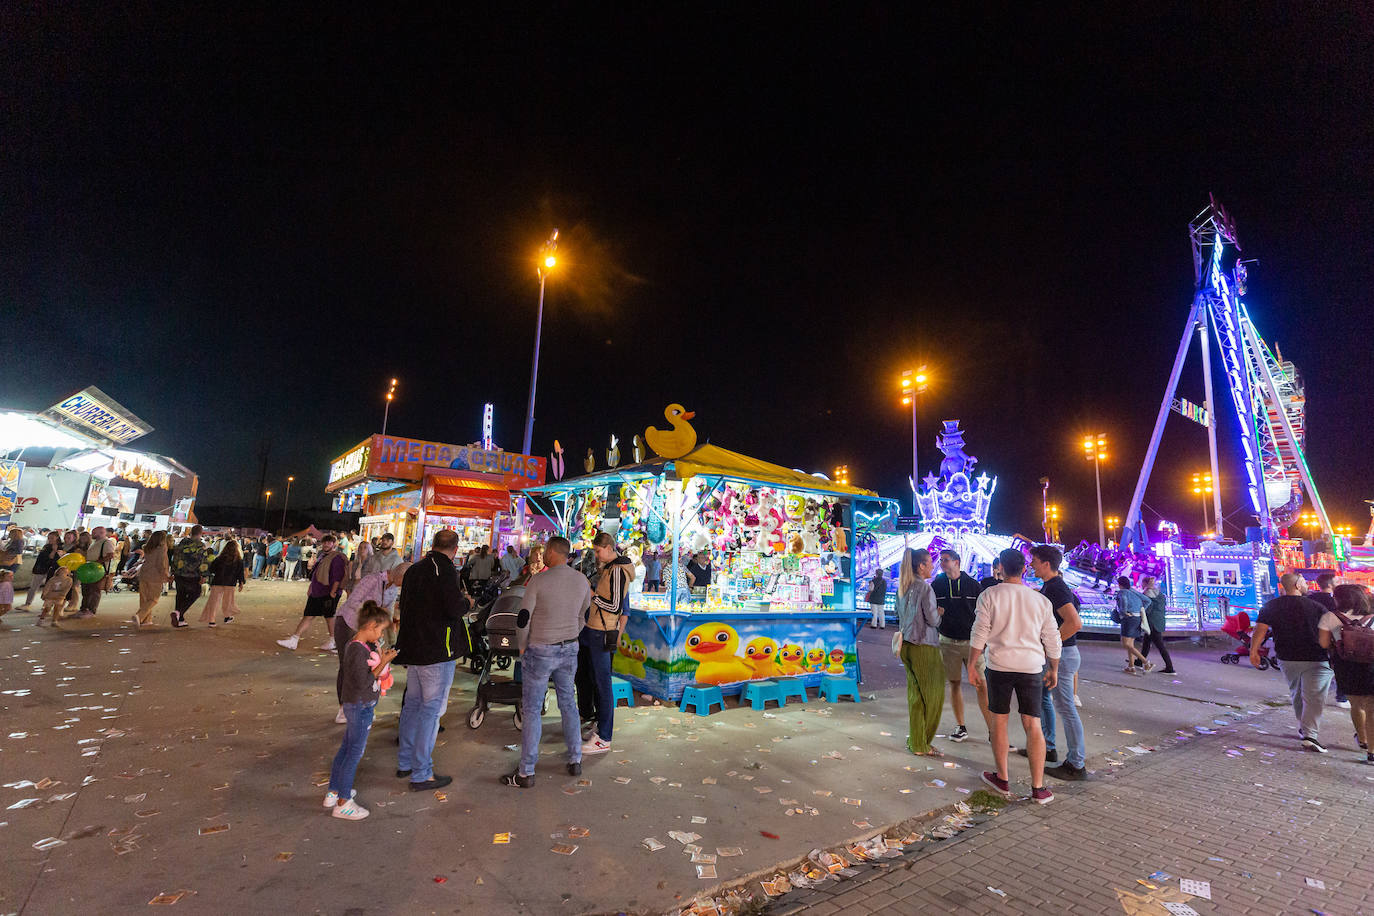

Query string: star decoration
[922,472,940,491]
[975,473,991,491]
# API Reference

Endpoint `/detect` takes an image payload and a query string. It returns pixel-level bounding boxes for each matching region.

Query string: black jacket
[395,550,471,666]
[208,554,246,587]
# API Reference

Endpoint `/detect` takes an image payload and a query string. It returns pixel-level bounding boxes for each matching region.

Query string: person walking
[499,544,525,581]
[200,539,246,627]
[969,548,1062,804]
[24,532,62,610]
[866,568,889,629]
[361,532,403,578]
[168,526,212,628]
[285,539,302,580]
[277,535,347,650]
[579,532,633,756]
[1114,577,1153,673]
[1316,584,1374,763]
[1253,572,1334,753]
[1309,573,1350,709]
[132,531,171,628]
[394,529,470,791]
[932,549,990,743]
[502,536,591,787]
[77,525,116,618]
[1137,575,1176,673]
[896,547,945,757]
[1030,545,1087,781]
[332,563,408,723]
[467,544,497,594]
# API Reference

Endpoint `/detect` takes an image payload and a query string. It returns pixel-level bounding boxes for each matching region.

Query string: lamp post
[1105,515,1120,545]
[1047,504,1061,544]
[834,465,850,486]
[280,475,294,535]
[1191,472,1214,535]
[1298,511,1319,539]
[1083,433,1107,547]
[382,378,398,437]
[900,366,929,514]
[262,490,272,531]
[520,230,560,459]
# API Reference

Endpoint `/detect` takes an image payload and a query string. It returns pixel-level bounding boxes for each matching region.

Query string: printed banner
[0,460,23,525]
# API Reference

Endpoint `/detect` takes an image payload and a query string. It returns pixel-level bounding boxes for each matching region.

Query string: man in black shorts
[969,548,1062,805]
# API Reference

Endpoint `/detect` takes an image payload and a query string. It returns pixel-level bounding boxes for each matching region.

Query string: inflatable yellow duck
[744,637,781,679]
[778,643,806,676]
[645,404,697,459]
[684,622,754,685]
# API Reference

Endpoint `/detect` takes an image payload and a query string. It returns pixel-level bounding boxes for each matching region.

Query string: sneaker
[77,610,95,619]
[1302,736,1329,754]
[222,617,234,624]
[501,772,534,788]
[322,789,354,808]
[950,725,969,743]
[396,769,412,779]
[207,621,217,628]
[1366,752,1374,765]
[1161,668,1177,674]
[1337,700,1352,710]
[331,799,369,820]
[334,707,348,724]
[319,639,336,652]
[1016,748,1058,763]
[1045,763,1087,781]
[276,636,299,650]
[1030,786,1055,805]
[582,737,612,755]
[1142,662,1156,672]
[409,775,452,791]
[171,614,187,628]
[980,771,1012,797]
[567,762,582,776]
[1122,665,1138,674]
[1073,694,1082,708]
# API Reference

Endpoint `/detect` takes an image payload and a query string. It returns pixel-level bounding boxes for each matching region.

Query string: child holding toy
[323,601,396,820]
[39,567,73,626]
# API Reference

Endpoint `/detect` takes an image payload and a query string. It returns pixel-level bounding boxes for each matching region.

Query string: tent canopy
[518,442,879,500]
[286,525,325,540]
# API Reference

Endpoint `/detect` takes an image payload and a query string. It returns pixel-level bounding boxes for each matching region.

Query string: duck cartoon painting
[628,640,648,678]
[684,623,755,685]
[805,647,827,673]
[645,404,697,459]
[825,647,847,674]
[612,632,637,676]
[743,637,781,679]
[777,643,806,676]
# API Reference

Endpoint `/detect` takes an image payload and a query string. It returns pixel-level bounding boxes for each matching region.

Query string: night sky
[3,6,1371,541]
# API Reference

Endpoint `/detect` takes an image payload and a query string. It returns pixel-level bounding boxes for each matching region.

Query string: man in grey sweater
[502,537,591,788]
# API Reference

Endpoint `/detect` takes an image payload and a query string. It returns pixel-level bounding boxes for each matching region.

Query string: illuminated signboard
[1171,396,1210,428]
[329,443,371,486]
[42,386,152,446]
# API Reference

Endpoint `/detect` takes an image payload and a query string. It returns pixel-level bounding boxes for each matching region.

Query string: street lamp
[1298,512,1319,538]
[1047,504,1061,544]
[900,366,930,514]
[1082,433,1107,547]
[1105,515,1120,544]
[280,475,294,535]
[1190,472,1214,534]
[521,229,560,459]
[382,378,398,437]
[263,490,272,530]
[834,465,850,486]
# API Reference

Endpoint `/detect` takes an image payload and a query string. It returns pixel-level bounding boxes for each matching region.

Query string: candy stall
[517,407,895,701]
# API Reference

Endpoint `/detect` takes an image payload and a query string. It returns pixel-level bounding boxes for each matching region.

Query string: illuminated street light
[834,465,850,486]
[900,366,930,514]
[1082,433,1107,547]
[1105,515,1120,543]
[522,229,560,458]
[263,490,272,530]
[281,475,294,535]
[382,378,398,437]
[1047,504,1061,543]
[1191,472,1214,534]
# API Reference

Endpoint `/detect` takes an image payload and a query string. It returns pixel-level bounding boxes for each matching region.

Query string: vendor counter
[609,603,867,702]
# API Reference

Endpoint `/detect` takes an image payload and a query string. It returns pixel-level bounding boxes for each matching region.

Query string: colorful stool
[679,684,725,717]
[741,679,785,710]
[776,677,808,704]
[819,675,861,703]
[611,676,635,708]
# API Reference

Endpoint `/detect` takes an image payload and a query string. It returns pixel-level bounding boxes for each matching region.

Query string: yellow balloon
[59,552,86,570]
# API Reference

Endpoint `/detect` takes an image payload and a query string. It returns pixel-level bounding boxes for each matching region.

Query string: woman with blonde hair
[896,547,945,757]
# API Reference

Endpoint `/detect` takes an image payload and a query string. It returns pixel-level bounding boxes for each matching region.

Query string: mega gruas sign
[327,435,546,492]
[42,386,152,446]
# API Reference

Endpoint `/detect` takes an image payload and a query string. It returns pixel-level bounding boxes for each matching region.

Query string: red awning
[422,473,510,516]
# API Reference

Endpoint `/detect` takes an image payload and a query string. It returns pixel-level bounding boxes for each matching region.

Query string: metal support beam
[1198,312,1225,537]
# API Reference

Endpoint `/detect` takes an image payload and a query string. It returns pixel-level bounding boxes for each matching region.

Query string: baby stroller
[466,571,514,675]
[466,581,542,730]
[1220,611,1278,669]
[112,556,144,592]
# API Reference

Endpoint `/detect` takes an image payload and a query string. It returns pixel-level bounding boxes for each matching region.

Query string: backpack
[1333,613,1374,665]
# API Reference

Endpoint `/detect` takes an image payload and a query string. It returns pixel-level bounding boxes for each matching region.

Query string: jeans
[80,581,103,614]
[330,700,376,798]
[252,555,266,578]
[1281,659,1333,741]
[518,642,582,776]
[1042,645,1085,767]
[578,628,615,742]
[397,659,456,783]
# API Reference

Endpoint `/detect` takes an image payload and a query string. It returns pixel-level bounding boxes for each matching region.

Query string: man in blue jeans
[502,537,591,787]
[1030,545,1088,781]
[394,529,470,791]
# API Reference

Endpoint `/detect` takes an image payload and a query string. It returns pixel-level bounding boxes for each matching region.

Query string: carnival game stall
[517,407,893,702]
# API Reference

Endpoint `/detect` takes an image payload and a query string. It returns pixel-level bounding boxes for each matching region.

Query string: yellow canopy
[671,444,878,499]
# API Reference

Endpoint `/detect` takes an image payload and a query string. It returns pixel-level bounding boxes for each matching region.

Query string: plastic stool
[741,679,785,710]
[679,684,725,717]
[775,677,808,704]
[611,676,635,708]
[819,675,861,703]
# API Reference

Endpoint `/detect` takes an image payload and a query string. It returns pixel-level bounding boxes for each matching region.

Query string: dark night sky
[3,5,1371,540]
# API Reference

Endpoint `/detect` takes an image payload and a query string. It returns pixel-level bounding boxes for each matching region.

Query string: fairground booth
[2,387,199,540]
[517,406,895,703]
[326,434,546,560]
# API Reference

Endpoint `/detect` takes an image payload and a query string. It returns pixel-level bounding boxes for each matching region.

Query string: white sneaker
[1337,700,1352,710]
[335,707,348,724]
[581,737,612,755]
[319,639,336,652]
[322,789,354,808]
[276,636,299,650]
[332,799,369,820]
[1073,694,1082,708]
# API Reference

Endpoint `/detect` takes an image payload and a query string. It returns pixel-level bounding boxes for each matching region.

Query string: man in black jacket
[394,529,470,791]
[932,549,991,743]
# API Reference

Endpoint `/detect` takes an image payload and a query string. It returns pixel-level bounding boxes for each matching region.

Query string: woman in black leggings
[1137,576,1176,673]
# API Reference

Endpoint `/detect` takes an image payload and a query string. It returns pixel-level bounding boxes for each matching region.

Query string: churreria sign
[42,387,152,446]
[329,443,371,486]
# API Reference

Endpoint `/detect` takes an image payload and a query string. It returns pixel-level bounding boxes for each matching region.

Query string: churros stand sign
[42,386,152,446]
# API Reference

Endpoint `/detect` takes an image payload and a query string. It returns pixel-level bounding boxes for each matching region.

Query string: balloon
[75,562,106,584]
[59,553,86,570]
